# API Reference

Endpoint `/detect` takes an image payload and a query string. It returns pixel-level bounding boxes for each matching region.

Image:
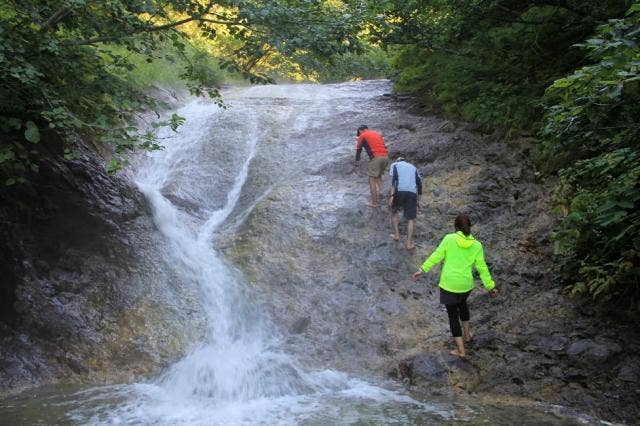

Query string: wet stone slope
[220,83,639,423]
[0,132,206,396]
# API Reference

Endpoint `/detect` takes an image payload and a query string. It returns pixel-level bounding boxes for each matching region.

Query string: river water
[0,81,599,425]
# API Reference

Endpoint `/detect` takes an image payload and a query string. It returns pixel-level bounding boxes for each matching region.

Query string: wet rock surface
[1,81,637,424]
[0,132,205,395]
[220,83,640,423]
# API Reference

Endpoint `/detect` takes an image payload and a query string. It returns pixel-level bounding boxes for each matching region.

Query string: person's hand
[411,271,423,282]
[388,196,393,207]
[490,288,499,298]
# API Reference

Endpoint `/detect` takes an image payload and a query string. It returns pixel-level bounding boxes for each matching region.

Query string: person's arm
[415,170,422,208]
[387,165,397,206]
[390,165,398,194]
[474,245,496,292]
[354,136,363,174]
[412,235,448,280]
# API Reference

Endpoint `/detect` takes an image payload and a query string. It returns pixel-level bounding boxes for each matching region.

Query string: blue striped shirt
[389,161,422,195]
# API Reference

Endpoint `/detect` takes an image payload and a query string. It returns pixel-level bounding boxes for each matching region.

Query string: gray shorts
[367,156,390,178]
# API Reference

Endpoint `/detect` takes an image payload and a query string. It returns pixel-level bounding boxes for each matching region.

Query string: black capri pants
[440,288,471,337]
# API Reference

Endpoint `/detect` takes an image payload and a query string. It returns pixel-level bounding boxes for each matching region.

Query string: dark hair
[357,125,368,135]
[454,214,472,236]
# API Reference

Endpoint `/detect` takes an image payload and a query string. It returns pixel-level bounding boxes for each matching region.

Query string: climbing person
[388,154,422,250]
[354,125,390,208]
[411,214,498,358]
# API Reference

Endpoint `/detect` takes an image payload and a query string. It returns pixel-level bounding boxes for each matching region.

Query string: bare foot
[404,243,415,251]
[450,350,467,359]
[366,203,377,208]
[464,332,474,343]
[390,234,400,241]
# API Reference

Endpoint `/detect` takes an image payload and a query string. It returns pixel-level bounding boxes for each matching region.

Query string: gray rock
[413,353,448,379]
[289,317,311,334]
[567,339,622,363]
[0,139,204,396]
[617,361,640,383]
[4,81,637,423]
[437,121,456,133]
[393,353,449,386]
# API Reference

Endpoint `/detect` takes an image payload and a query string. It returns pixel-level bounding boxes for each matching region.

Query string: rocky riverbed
[219,84,640,423]
[0,80,638,424]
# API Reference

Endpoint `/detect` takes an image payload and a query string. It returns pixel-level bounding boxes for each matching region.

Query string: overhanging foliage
[540,5,640,304]
[0,0,365,179]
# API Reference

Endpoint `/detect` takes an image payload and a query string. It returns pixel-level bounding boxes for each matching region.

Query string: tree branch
[61,1,231,46]
[42,7,72,30]
[533,0,590,18]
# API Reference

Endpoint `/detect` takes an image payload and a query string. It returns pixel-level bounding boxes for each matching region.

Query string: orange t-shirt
[356,130,388,160]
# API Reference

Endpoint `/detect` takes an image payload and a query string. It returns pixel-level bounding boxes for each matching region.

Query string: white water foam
[69,84,447,425]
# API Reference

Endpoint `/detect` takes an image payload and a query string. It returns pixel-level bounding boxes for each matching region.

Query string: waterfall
[67,86,433,425]
[0,81,598,426]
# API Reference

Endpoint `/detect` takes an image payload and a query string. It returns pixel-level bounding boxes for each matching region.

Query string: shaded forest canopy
[0,0,638,307]
[372,0,639,308]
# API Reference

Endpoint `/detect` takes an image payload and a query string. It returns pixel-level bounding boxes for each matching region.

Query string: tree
[365,0,631,132]
[539,3,640,304]
[0,0,364,180]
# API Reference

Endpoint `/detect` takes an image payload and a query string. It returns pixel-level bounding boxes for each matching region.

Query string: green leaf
[24,121,40,143]
[0,149,15,163]
[551,78,573,88]
[7,118,21,130]
[106,159,121,174]
[626,4,640,16]
[63,149,76,160]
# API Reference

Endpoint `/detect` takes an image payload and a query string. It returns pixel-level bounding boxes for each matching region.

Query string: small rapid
[61,83,446,425]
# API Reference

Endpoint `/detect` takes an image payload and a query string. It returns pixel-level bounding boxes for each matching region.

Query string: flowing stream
[71,82,453,424]
[0,81,598,425]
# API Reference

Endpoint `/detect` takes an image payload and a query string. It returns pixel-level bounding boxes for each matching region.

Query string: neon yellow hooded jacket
[420,232,495,293]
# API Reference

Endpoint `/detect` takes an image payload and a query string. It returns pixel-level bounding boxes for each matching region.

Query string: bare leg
[376,177,384,197]
[367,177,377,207]
[405,219,415,250]
[451,336,466,358]
[462,321,473,342]
[390,212,400,241]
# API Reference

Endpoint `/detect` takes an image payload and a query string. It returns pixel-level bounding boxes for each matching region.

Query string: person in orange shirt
[354,125,390,208]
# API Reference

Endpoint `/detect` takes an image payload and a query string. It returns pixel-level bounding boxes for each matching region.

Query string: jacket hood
[454,231,475,248]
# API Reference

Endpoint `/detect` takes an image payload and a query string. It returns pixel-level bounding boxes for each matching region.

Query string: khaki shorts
[367,155,390,178]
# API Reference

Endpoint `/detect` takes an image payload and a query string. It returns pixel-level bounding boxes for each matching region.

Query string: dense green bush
[0,1,222,180]
[103,43,227,91]
[372,0,638,306]
[539,4,640,305]
[306,47,391,83]
[380,1,612,134]
[392,47,543,132]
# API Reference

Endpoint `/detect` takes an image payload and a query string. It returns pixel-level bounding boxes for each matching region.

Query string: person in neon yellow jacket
[412,214,498,358]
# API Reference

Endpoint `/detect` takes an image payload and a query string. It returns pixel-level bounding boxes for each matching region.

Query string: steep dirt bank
[0,116,205,396]
[220,91,640,423]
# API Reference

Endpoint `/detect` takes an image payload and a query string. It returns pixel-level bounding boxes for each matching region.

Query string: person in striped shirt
[388,155,422,250]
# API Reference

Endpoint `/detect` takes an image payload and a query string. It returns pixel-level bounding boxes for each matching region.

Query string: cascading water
[57,82,446,425]
[0,81,598,425]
